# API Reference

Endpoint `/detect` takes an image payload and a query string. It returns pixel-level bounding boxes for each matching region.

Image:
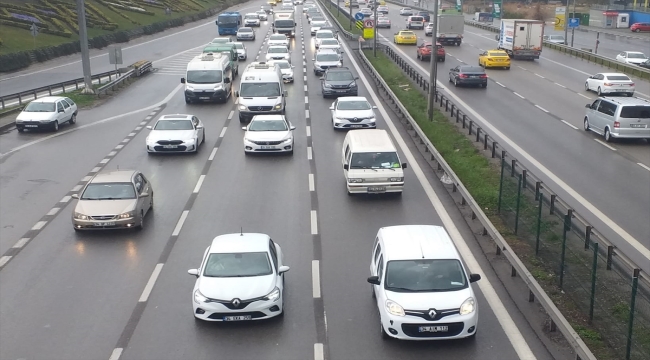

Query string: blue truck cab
[217,12,242,35]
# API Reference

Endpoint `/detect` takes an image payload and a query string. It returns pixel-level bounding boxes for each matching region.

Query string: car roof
[91,170,136,183]
[251,114,286,121]
[158,114,193,120]
[379,225,460,262]
[599,72,629,77]
[30,96,67,103]
[338,96,368,102]
[209,233,271,254]
[238,27,253,30]
[346,129,395,152]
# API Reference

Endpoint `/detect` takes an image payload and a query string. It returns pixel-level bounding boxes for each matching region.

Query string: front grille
[19,121,42,125]
[404,308,460,321]
[153,145,188,151]
[203,296,265,309]
[250,106,273,111]
[90,215,117,220]
[401,322,465,337]
[207,311,267,319]
[271,56,285,60]
[157,140,183,145]
[331,85,350,89]
[251,140,283,145]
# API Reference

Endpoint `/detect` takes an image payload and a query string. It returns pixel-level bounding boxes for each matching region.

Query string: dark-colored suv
[320,67,359,98]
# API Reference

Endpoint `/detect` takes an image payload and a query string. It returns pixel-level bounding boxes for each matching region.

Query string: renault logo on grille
[353,117,358,122]
[232,298,241,307]
[428,309,437,319]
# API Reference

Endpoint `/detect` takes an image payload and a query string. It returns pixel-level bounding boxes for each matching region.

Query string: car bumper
[424,30,432,35]
[347,182,404,194]
[377,23,391,28]
[185,89,227,102]
[245,21,260,26]
[238,53,247,60]
[457,79,487,86]
[72,217,139,230]
[147,142,197,153]
[600,87,635,94]
[244,139,293,153]
[237,35,255,40]
[239,109,284,122]
[15,120,57,130]
[193,296,283,321]
[484,61,510,67]
[381,311,478,340]
[333,118,375,129]
[282,74,294,83]
[396,38,417,44]
[611,128,650,139]
[322,87,358,97]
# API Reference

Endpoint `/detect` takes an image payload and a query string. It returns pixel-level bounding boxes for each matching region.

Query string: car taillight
[459,74,468,78]
[480,74,488,79]
[487,58,493,61]
[630,83,635,86]
[604,83,613,86]
[614,121,620,128]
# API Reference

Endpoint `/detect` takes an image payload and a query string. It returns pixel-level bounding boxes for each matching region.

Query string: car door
[450,66,459,81]
[55,101,66,123]
[60,99,72,121]
[373,254,385,307]
[134,173,150,214]
[479,51,487,65]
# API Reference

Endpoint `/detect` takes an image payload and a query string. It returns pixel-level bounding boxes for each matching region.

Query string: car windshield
[268,47,288,53]
[245,14,258,19]
[326,71,354,80]
[460,66,484,73]
[203,252,273,277]
[211,38,229,43]
[239,28,253,32]
[316,32,334,38]
[338,100,370,110]
[24,102,55,112]
[312,18,325,22]
[154,119,194,130]
[186,70,223,84]
[321,39,338,45]
[350,152,400,169]
[400,31,415,36]
[257,11,265,15]
[619,106,650,119]
[276,62,291,69]
[628,53,647,59]
[384,259,468,292]
[240,82,282,97]
[270,35,287,41]
[411,16,423,21]
[249,119,288,131]
[219,17,238,25]
[317,53,339,61]
[606,75,630,81]
[232,43,244,49]
[276,20,294,27]
[81,182,136,200]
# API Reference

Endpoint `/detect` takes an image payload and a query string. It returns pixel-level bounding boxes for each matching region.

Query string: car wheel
[583,118,590,131]
[454,77,459,87]
[482,83,487,88]
[17,127,24,133]
[202,132,206,144]
[448,75,452,83]
[441,57,445,62]
[239,113,247,123]
[53,120,59,132]
[597,87,602,96]
[604,128,613,142]
[635,28,640,32]
[149,193,154,211]
[505,66,509,69]
[69,113,77,124]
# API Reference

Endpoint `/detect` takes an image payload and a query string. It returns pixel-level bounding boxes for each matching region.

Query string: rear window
[606,75,630,81]
[462,66,483,72]
[619,106,650,119]
[410,16,423,21]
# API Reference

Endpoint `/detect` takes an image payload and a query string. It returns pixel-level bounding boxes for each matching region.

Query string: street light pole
[427,1,439,120]
[563,1,569,45]
[373,0,378,57]
[570,0,576,47]
[76,0,94,94]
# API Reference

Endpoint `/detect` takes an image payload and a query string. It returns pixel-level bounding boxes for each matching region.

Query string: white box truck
[436,14,464,46]
[273,10,296,38]
[497,19,544,60]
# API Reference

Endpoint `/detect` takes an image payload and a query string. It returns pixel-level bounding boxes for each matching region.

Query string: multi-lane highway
[332,0,650,272]
[0,1,573,359]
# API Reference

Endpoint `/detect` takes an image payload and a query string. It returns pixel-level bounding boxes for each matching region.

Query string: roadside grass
[323,2,362,36]
[361,49,628,360]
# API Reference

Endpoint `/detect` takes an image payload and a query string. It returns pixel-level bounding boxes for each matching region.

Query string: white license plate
[349,125,363,128]
[336,90,347,93]
[94,222,115,227]
[199,97,210,100]
[368,186,386,192]
[261,145,276,149]
[224,315,252,321]
[630,124,647,128]
[163,145,178,149]
[25,125,38,128]
[419,326,448,332]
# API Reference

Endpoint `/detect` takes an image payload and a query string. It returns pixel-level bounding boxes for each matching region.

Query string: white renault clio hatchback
[188,233,290,321]
[367,225,481,340]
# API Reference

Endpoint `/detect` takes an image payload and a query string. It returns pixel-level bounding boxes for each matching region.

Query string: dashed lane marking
[638,163,650,172]
[108,348,123,360]
[306,125,311,137]
[314,343,324,360]
[513,92,525,99]
[171,210,190,237]
[0,256,11,268]
[228,110,234,120]
[495,81,505,87]
[307,146,313,160]
[561,120,579,130]
[209,148,218,161]
[309,173,315,191]
[193,175,206,194]
[535,105,549,113]
[310,210,318,235]
[594,139,617,151]
[312,260,321,298]
[138,263,164,302]
[554,82,566,88]
[13,238,30,249]
[219,127,227,138]
[31,221,47,231]
[46,208,60,216]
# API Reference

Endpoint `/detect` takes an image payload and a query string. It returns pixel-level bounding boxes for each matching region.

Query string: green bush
[0,52,31,72]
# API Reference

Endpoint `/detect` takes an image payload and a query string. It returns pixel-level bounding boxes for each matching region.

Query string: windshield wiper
[385,286,417,292]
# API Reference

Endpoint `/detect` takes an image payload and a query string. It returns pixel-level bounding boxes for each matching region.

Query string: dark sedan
[321,67,359,98]
[639,59,650,69]
[416,11,430,22]
[449,66,488,88]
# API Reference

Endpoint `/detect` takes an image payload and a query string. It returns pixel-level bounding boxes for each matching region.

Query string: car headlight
[186,86,194,91]
[194,289,207,304]
[16,119,24,123]
[459,297,476,315]
[74,212,88,220]
[348,178,363,183]
[385,299,405,316]
[274,104,282,110]
[324,83,332,88]
[214,84,222,90]
[40,118,52,122]
[350,81,357,87]
[184,138,196,144]
[118,211,135,219]
[337,62,342,67]
[239,105,247,110]
[282,137,292,143]
[389,177,403,182]
[263,287,281,301]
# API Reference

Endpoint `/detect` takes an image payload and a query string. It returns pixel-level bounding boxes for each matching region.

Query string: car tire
[149,193,154,211]
[604,127,613,142]
[505,66,509,69]
[185,97,192,104]
[69,113,77,125]
[441,57,446,62]
[202,132,206,144]
[635,28,640,32]
[482,83,487,88]
[52,120,59,132]
[597,87,602,96]
[454,77,459,87]
[583,118,590,131]
[239,114,247,123]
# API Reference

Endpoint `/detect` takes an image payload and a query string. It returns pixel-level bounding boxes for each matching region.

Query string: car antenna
[240,227,243,236]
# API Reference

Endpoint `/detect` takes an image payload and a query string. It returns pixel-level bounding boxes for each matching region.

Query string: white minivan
[341,129,406,195]
[235,62,287,123]
[181,53,233,104]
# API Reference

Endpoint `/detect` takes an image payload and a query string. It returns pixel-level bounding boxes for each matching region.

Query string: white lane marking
[128,132,136,137]
[385,35,650,266]
[219,127,227,138]
[228,110,234,120]
[193,175,206,194]
[121,138,130,143]
[90,167,101,173]
[139,263,164,302]
[13,238,30,249]
[172,210,190,236]
[495,81,505,87]
[82,175,92,182]
[108,348,123,360]
[309,173,315,191]
[314,344,324,360]
[307,146,313,160]
[32,221,47,231]
[312,260,321,298]
[517,66,527,70]
[60,195,71,203]
[310,210,318,235]
[304,75,307,82]
[594,139,617,151]
[116,144,124,149]
[72,184,83,192]
[535,73,544,78]
[46,207,60,216]
[0,256,11,268]
[145,116,153,120]
[341,35,538,360]
[513,92,525,99]
[578,93,591,99]
[107,151,117,157]
[305,96,309,104]
[303,68,307,73]
[561,120,579,130]
[638,163,650,172]
[304,85,308,92]
[535,105,549,113]
[306,126,311,137]
[99,158,110,164]
[554,82,566,88]
[140,121,148,125]
[208,148,218,161]
[305,110,310,119]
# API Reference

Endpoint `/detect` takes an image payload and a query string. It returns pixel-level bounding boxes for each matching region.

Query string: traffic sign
[568,18,580,28]
[356,20,363,30]
[364,19,374,28]
[363,28,374,39]
[29,23,38,37]
[354,12,364,21]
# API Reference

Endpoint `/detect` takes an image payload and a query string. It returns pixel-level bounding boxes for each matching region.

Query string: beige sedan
[71,170,153,231]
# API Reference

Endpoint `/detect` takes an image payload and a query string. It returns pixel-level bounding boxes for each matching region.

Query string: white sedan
[268,34,290,49]
[242,115,295,154]
[615,51,648,65]
[255,10,268,21]
[270,60,295,83]
[330,96,378,129]
[146,114,205,153]
[584,73,635,96]
[188,233,290,321]
[318,38,342,52]
[265,45,291,62]
[399,7,413,16]
[15,96,78,132]
[244,13,261,27]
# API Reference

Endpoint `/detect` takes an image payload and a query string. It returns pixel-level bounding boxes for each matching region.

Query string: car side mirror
[372,106,377,109]
[224,78,231,83]
[196,125,203,129]
[278,265,290,273]
[242,126,247,130]
[234,91,239,97]
[71,193,79,199]
[188,269,199,277]
[402,162,407,169]
[586,103,592,108]
[140,192,149,197]
[312,59,315,61]
[367,276,380,285]
[181,77,186,84]
[343,164,349,170]
[146,125,153,130]
[329,105,334,110]
[290,125,296,131]
[355,76,359,80]
[469,273,481,283]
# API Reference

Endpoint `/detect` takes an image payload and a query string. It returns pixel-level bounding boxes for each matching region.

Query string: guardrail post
[585,226,592,250]
[559,212,571,289]
[497,157,505,214]
[522,170,527,187]
[535,193,543,255]
[514,174,523,234]
[529,290,535,302]
[1,97,4,109]
[511,266,517,277]
[550,194,557,215]
[468,120,473,135]
[32,90,37,100]
[625,268,640,360]
[535,182,541,200]
[491,142,497,158]
[511,159,516,177]
[550,320,557,332]
[606,245,613,270]
[18,93,23,105]
[445,99,449,112]
[48,86,52,96]
[462,115,466,128]
[450,104,455,116]
[483,134,488,150]
[75,79,79,90]
[589,242,598,323]
[476,127,481,142]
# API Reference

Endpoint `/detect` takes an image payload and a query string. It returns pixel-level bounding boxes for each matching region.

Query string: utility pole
[427,0,439,120]
[76,0,94,94]
[570,0,576,47]
[373,0,378,57]
[563,0,568,45]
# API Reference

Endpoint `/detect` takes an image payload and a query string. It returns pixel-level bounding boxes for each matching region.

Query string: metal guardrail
[0,70,121,110]
[96,61,152,97]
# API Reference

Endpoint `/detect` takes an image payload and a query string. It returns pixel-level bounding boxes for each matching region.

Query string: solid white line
[219,127,227,138]
[108,348,123,360]
[61,195,71,203]
[340,35,538,360]
[228,110,234,120]
[307,146,313,160]
[46,207,60,216]
[139,263,164,302]
[594,139,617,151]
[314,343,324,360]
[0,256,11,268]
[306,126,311,137]
[172,210,190,236]
[310,210,318,235]
[554,82,566,88]
[638,163,650,172]
[209,148,218,161]
[495,81,505,87]
[513,92,525,99]
[193,175,206,194]
[13,238,30,249]
[578,93,591,99]
[561,120,579,130]
[309,173,315,191]
[535,105,549,113]
[82,175,92,182]
[99,158,110,164]
[72,184,83,192]
[90,167,101,173]
[32,221,47,231]
[305,110,310,118]
[312,260,321,298]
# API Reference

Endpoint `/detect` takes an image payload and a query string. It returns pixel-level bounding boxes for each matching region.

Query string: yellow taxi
[393,30,417,45]
[378,0,386,4]
[478,49,511,69]
[268,0,277,5]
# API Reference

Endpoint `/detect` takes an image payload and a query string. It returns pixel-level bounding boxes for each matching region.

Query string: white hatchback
[368,225,481,340]
[242,115,295,154]
[15,96,78,132]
